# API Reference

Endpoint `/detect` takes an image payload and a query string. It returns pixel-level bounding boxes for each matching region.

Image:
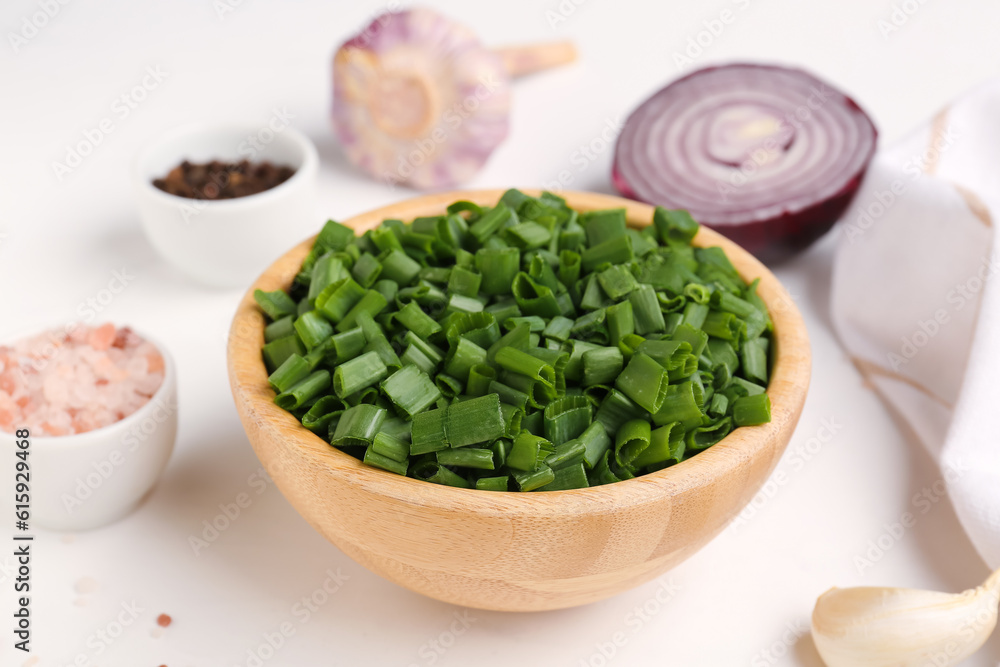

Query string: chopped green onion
[732,394,771,426]
[333,351,388,398]
[331,404,386,448]
[275,370,330,410]
[380,365,441,419]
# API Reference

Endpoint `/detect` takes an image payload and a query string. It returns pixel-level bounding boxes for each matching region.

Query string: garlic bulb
[812,569,1000,666]
[332,7,575,189]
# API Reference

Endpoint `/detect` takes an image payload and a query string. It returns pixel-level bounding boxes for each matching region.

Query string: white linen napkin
[831,80,1000,567]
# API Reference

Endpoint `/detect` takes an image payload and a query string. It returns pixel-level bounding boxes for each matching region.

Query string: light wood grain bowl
[227,190,811,612]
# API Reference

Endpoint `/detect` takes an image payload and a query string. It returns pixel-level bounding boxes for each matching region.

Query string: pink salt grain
[0,324,165,437]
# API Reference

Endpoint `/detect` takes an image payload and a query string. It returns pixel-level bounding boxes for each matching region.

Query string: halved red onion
[612,64,877,262]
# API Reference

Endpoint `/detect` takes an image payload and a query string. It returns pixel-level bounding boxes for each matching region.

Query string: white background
[1,0,997,665]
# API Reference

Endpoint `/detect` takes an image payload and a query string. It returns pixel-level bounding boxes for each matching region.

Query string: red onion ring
[612,63,877,262]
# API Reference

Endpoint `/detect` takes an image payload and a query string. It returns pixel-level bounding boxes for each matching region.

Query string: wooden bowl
[227,190,811,611]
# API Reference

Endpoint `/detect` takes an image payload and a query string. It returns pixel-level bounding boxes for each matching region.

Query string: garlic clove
[812,570,1000,667]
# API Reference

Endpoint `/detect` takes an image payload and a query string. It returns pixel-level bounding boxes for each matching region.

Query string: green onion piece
[294,310,333,350]
[631,422,685,469]
[444,337,488,383]
[466,364,496,397]
[395,301,442,339]
[446,311,500,349]
[435,373,463,397]
[543,316,574,342]
[657,293,687,313]
[371,431,409,462]
[372,279,399,304]
[436,447,495,470]
[732,394,771,426]
[653,207,699,244]
[318,278,366,323]
[684,283,711,304]
[514,465,556,492]
[380,365,441,419]
[511,272,562,318]
[491,437,511,466]
[328,326,366,363]
[577,422,612,469]
[590,451,621,486]
[563,339,601,382]
[499,405,522,438]
[255,289,298,320]
[626,284,665,334]
[708,393,729,418]
[444,294,484,316]
[507,432,550,471]
[615,353,669,414]
[671,323,708,356]
[317,219,355,251]
[447,265,482,297]
[420,266,452,284]
[475,476,510,492]
[333,351,388,399]
[544,439,587,470]
[469,202,513,244]
[262,335,305,372]
[543,462,589,490]
[447,200,483,218]
[331,404,386,448]
[264,315,295,343]
[371,225,402,252]
[521,409,544,435]
[504,316,546,332]
[485,298,521,324]
[615,418,651,467]
[559,250,582,287]
[686,417,733,451]
[268,354,310,393]
[445,394,505,447]
[581,235,633,273]
[582,208,627,245]
[351,253,383,288]
[741,339,768,385]
[595,389,645,435]
[582,347,623,387]
[579,274,612,311]
[274,369,330,410]
[308,255,349,302]
[543,396,592,445]
[729,376,766,396]
[681,302,709,330]
[606,301,634,346]
[337,290,388,332]
[475,247,520,296]
[410,408,448,455]
[301,395,346,434]
[363,446,408,475]
[597,264,639,300]
[380,249,422,286]
[653,382,703,430]
[400,343,438,375]
[412,461,470,488]
[495,347,556,387]
[702,311,746,342]
[507,221,552,250]
[489,380,529,411]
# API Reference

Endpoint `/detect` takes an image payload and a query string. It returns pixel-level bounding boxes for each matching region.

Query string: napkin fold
[832,80,1000,568]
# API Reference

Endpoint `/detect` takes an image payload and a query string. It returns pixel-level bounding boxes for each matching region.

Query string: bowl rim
[132,121,319,212]
[1,325,177,448]
[227,189,811,516]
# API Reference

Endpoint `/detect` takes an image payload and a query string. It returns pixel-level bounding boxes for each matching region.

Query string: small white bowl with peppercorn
[133,122,318,288]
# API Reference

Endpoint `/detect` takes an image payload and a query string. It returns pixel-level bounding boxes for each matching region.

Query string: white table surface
[1,0,998,664]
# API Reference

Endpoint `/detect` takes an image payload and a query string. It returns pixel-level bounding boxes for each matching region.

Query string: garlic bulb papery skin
[811,569,1000,667]
[333,8,511,190]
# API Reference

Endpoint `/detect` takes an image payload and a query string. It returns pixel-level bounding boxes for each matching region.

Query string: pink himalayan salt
[0,323,165,437]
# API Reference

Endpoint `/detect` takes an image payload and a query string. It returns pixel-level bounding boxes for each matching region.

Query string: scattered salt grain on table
[0,324,164,436]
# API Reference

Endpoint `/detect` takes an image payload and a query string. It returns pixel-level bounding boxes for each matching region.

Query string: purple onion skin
[614,163,871,264]
[612,63,878,264]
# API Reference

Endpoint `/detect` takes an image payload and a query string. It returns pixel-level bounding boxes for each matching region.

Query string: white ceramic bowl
[133,122,319,288]
[1,333,178,531]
